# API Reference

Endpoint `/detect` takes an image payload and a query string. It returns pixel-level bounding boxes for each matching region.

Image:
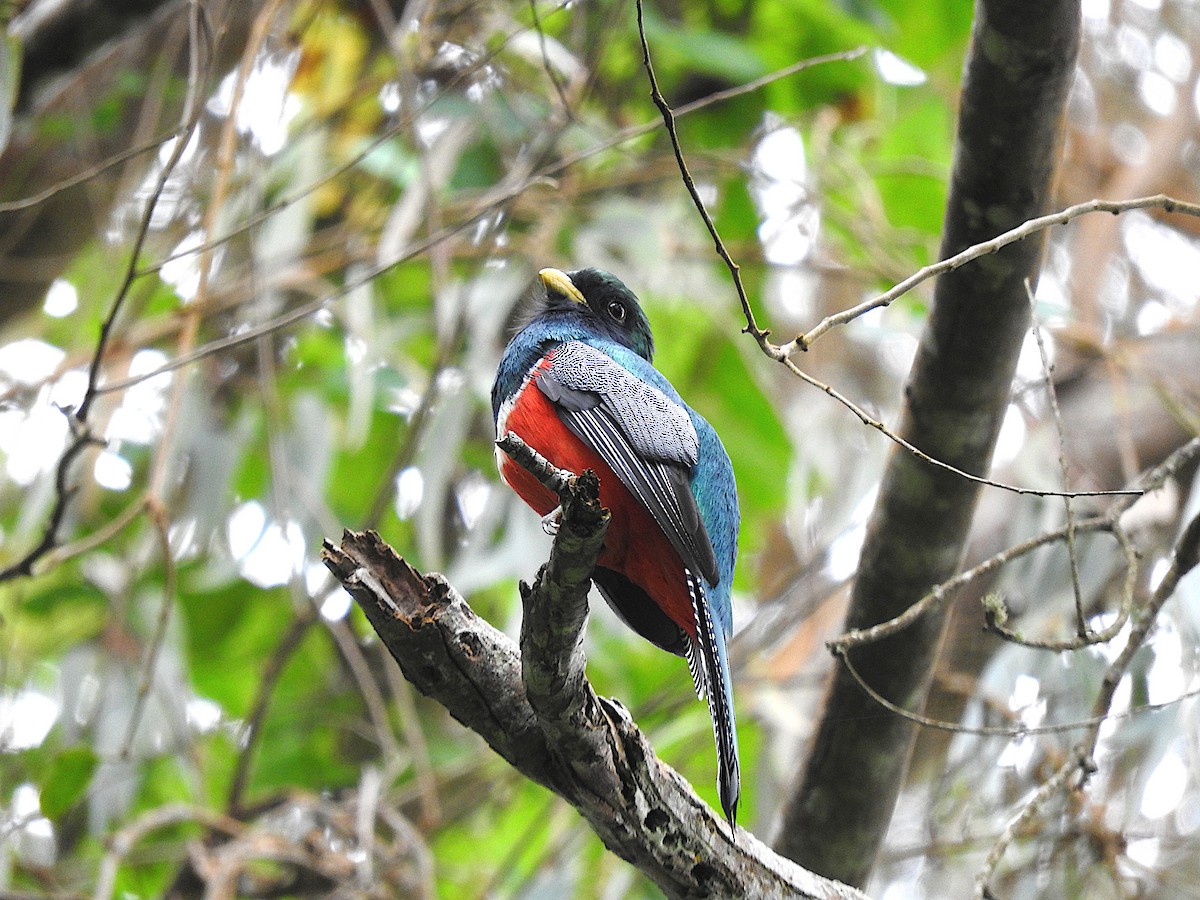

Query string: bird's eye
[606,300,627,324]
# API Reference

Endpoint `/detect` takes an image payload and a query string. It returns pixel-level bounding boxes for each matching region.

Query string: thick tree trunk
[773,0,1082,885]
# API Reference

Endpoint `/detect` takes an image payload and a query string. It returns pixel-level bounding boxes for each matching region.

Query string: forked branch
[322,434,866,899]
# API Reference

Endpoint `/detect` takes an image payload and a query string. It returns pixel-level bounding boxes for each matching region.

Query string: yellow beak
[539,268,586,305]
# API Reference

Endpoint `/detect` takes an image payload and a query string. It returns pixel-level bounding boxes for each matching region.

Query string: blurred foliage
[1,0,1199,897]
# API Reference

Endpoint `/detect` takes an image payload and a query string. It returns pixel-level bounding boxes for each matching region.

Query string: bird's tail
[686,572,740,827]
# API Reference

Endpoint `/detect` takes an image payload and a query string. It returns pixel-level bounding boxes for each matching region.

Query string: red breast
[498,362,697,638]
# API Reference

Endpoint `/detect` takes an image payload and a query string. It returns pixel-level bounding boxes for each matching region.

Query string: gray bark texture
[323,450,869,899]
[772,0,1082,885]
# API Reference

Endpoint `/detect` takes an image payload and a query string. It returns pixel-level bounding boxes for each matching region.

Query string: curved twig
[789,195,1200,353]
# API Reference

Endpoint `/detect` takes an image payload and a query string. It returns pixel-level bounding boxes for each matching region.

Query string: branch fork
[322,431,865,898]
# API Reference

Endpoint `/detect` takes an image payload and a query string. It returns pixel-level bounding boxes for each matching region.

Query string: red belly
[499,376,696,638]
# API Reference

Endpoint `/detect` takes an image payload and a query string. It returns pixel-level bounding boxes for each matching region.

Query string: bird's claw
[541,507,562,536]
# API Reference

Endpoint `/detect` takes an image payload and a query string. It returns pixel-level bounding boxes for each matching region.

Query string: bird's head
[537,267,655,363]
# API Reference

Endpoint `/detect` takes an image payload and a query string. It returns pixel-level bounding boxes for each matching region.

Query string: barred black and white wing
[536,341,719,586]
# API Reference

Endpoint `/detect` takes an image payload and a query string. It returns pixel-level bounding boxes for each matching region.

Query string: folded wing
[536,341,718,586]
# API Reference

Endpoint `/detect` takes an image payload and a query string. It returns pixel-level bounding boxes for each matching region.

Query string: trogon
[491,266,741,825]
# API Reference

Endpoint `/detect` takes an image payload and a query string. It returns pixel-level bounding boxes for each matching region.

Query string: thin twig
[0,127,185,213]
[0,419,103,580]
[971,755,1085,900]
[833,645,1200,740]
[634,0,767,346]
[985,438,1200,647]
[380,643,442,828]
[831,514,1116,650]
[227,609,318,814]
[834,437,1197,650]
[93,804,245,900]
[1083,508,1200,756]
[35,495,148,568]
[779,355,1139,498]
[529,0,574,118]
[972,502,1200,896]
[984,519,1137,651]
[361,268,469,530]
[328,616,405,761]
[78,8,211,421]
[789,194,1200,353]
[1026,279,1088,636]
[119,502,179,760]
[834,443,1200,744]
[0,2,213,582]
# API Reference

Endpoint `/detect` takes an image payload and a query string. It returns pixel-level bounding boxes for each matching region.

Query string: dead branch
[321,446,867,898]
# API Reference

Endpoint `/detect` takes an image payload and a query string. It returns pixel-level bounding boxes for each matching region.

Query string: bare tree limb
[774,0,1083,885]
[789,194,1200,353]
[974,500,1200,898]
[321,453,868,899]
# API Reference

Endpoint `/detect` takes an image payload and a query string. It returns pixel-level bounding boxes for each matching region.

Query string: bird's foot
[540,507,562,535]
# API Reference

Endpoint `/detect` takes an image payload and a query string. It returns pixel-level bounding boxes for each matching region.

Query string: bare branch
[831,436,1200,653]
[321,524,867,898]
[974,501,1200,897]
[0,127,181,213]
[0,416,102,581]
[0,0,214,581]
[833,646,1200,740]
[635,0,765,347]
[830,513,1117,651]
[118,503,179,760]
[94,804,245,900]
[776,0,1085,882]
[777,355,1140,500]
[789,194,1200,353]
[982,520,1137,651]
[634,0,1138,505]
[971,755,1083,900]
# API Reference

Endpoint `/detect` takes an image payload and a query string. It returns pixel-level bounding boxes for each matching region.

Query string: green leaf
[39,746,98,820]
[638,5,766,82]
[873,95,951,234]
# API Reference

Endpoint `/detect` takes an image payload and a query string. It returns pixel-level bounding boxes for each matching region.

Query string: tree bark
[323,447,868,899]
[773,0,1082,886]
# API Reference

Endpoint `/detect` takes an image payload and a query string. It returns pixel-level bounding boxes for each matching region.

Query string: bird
[491,266,741,825]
